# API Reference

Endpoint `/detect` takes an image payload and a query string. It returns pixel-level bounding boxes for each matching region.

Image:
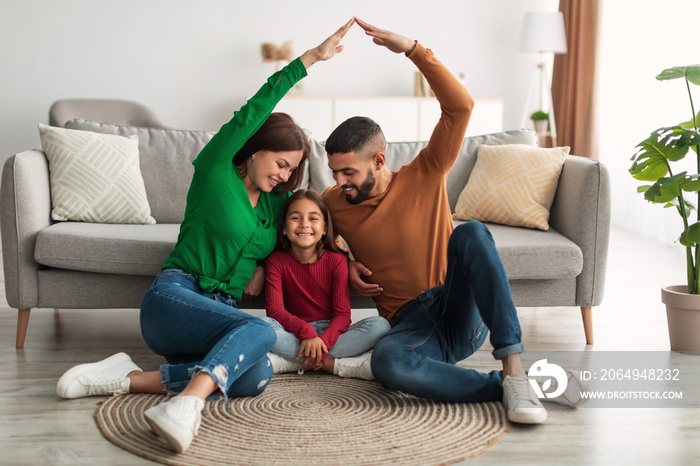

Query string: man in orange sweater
[322,19,575,424]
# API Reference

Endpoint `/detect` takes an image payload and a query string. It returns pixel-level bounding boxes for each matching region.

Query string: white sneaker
[533,368,590,408]
[144,396,204,453]
[336,352,373,380]
[502,374,548,424]
[56,353,142,399]
[267,353,302,374]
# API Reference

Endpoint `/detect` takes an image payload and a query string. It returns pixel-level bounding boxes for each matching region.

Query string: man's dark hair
[325,116,386,159]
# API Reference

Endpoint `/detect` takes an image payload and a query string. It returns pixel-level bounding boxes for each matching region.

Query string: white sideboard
[272,96,503,142]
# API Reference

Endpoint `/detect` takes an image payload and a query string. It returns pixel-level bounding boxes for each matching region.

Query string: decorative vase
[661,285,700,352]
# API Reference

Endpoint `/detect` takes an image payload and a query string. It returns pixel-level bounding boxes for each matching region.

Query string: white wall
[598,0,700,251]
[0,0,557,163]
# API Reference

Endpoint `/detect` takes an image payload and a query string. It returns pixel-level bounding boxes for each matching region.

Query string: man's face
[327,152,376,205]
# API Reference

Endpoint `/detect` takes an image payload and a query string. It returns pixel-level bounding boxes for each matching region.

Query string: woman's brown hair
[275,189,346,261]
[233,112,310,193]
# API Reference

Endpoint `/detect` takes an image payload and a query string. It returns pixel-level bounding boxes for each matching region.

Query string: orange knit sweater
[322,43,474,321]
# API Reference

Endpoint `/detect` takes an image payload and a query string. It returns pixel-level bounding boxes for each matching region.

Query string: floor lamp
[519,11,567,147]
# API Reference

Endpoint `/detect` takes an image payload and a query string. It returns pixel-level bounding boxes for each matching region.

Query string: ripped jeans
[140,268,276,401]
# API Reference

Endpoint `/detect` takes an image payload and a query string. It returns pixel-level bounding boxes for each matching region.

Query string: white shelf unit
[273,96,504,142]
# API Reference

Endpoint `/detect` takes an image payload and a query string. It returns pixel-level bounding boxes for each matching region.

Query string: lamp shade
[519,11,567,54]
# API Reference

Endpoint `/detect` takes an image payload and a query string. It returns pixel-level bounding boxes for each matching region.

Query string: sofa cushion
[305,129,538,210]
[35,222,180,276]
[475,222,583,279]
[38,124,155,225]
[34,221,581,281]
[453,144,569,230]
[65,119,215,224]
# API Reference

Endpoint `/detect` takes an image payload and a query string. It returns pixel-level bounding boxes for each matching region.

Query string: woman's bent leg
[140,269,276,401]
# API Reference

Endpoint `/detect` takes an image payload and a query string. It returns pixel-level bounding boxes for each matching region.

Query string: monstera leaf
[681,222,700,247]
[656,65,700,85]
[642,173,700,204]
[630,129,692,181]
[680,111,700,130]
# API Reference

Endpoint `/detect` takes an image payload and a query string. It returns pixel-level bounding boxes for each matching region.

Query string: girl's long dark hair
[275,189,346,262]
[232,112,310,193]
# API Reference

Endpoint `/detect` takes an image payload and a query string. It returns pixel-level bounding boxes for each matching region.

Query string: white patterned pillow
[38,124,156,224]
[453,144,569,230]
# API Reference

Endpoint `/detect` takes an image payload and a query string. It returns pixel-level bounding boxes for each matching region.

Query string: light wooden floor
[1,227,698,465]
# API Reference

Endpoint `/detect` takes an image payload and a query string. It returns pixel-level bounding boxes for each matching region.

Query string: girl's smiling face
[283,198,327,254]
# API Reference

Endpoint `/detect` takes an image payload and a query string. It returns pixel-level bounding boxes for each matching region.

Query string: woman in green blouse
[56,18,356,453]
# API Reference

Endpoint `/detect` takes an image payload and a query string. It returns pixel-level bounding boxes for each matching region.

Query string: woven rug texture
[95,372,508,465]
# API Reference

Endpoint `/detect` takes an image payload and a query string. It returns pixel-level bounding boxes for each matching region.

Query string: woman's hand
[242,266,265,301]
[348,260,383,297]
[355,18,415,54]
[300,17,355,69]
[297,337,328,371]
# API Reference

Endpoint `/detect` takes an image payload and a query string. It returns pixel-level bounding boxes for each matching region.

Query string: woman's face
[248,150,303,192]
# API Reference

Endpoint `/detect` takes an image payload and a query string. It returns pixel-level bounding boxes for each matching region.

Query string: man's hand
[242,266,265,301]
[355,18,415,54]
[349,261,383,297]
[301,17,355,69]
[297,337,328,371]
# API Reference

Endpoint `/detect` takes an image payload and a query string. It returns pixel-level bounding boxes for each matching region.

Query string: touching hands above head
[355,18,416,55]
[301,17,354,69]
[301,17,416,69]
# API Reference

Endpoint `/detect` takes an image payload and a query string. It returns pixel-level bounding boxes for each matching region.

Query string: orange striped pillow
[453,144,569,230]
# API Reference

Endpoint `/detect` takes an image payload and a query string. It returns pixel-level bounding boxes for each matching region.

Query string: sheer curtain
[551,0,601,159]
[598,1,700,247]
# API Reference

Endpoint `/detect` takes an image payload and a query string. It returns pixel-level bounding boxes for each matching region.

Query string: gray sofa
[1,119,610,348]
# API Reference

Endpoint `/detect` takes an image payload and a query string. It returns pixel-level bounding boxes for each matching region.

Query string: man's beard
[343,168,376,205]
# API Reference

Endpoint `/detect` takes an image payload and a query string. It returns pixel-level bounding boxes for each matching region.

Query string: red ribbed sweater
[265,250,351,351]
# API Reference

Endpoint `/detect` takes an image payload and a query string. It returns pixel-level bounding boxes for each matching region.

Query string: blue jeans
[259,316,391,361]
[371,221,523,403]
[140,268,276,401]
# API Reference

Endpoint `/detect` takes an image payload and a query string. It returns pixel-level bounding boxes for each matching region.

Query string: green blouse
[163,58,307,298]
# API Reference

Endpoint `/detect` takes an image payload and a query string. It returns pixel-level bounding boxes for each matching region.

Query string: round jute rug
[95,373,508,465]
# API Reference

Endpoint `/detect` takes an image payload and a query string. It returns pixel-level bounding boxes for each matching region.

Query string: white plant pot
[661,285,700,352]
[533,120,548,146]
[534,120,548,133]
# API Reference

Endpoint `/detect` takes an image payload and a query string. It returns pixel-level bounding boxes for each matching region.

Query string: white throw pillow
[38,124,156,224]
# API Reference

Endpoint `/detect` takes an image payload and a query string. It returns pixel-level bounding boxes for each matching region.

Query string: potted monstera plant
[629,65,700,352]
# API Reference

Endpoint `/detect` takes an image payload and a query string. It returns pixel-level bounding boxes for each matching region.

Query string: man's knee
[453,220,490,241]
[450,221,494,254]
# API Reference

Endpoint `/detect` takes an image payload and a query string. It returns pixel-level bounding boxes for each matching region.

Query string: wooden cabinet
[273,96,503,142]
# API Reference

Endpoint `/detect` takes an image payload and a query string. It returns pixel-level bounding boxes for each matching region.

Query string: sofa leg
[580,306,594,345]
[16,308,31,349]
[54,309,64,337]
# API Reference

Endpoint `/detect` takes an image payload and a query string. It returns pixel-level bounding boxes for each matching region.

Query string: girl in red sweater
[262,190,390,379]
